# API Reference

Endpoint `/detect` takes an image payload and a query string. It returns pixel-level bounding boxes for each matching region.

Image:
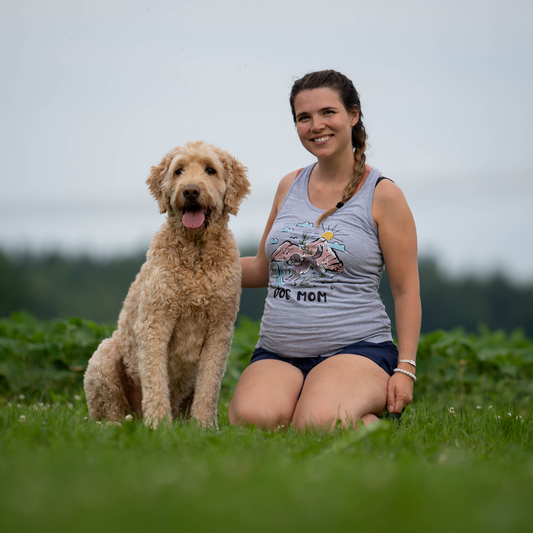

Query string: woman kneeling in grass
[229,70,421,431]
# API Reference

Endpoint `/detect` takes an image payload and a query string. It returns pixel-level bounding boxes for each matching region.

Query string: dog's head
[146,141,250,231]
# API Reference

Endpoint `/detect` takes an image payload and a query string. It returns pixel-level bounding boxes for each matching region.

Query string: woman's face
[293,87,359,162]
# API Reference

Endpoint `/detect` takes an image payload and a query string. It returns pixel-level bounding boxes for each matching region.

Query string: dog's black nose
[183,186,200,200]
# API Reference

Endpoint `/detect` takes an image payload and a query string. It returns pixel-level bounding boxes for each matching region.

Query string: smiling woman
[229,70,422,432]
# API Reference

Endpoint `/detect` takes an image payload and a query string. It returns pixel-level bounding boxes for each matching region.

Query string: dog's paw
[144,412,172,429]
[192,416,219,431]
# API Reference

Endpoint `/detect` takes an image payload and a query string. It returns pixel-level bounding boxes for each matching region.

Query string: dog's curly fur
[84,141,250,428]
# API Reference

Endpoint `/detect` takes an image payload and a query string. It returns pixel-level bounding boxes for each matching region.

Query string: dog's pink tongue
[182,207,205,229]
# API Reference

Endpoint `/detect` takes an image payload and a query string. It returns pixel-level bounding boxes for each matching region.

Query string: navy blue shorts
[250,341,398,380]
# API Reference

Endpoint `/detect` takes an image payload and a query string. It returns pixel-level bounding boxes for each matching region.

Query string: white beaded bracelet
[398,359,417,368]
[393,368,417,382]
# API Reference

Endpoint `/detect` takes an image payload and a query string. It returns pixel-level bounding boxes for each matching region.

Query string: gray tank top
[257,163,392,358]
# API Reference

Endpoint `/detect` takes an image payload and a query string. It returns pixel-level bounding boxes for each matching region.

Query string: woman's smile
[310,135,333,144]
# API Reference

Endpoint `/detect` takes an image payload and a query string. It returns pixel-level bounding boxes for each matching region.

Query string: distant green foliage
[378,257,533,336]
[1,313,533,404]
[220,316,261,397]
[416,327,533,404]
[2,248,533,334]
[0,312,115,401]
[0,249,145,322]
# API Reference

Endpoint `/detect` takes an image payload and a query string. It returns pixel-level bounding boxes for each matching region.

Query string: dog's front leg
[135,312,175,429]
[191,327,233,430]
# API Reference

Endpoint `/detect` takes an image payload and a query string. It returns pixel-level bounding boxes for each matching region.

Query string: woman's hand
[386,372,414,414]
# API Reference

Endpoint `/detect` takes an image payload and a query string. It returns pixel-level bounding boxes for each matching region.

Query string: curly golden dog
[84,141,250,428]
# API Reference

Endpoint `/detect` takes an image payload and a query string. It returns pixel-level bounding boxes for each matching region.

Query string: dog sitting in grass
[84,141,250,428]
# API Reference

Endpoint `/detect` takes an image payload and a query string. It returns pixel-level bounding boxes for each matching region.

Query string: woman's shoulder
[373,176,404,203]
[273,169,304,211]
[372,177,412,228]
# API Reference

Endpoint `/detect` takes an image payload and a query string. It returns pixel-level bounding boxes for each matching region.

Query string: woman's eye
[175,168,184,175]
[205,167,216,175]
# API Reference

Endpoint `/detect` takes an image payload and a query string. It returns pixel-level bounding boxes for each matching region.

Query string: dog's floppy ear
[146,153,172,214]
[223,155,251,216]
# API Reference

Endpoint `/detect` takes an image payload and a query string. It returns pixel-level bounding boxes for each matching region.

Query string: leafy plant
[0,312,115,401]
[2,313,533,405]
[416,327,533,404]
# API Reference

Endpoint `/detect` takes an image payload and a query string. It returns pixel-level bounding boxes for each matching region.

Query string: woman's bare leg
[291,354,389,431]
[228,360,304,430]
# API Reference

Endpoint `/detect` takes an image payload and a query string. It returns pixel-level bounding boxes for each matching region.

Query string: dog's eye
[205,167,216,175]
[175,168,184,176]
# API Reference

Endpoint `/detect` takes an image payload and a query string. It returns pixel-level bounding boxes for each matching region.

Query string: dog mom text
[272,288,328,303]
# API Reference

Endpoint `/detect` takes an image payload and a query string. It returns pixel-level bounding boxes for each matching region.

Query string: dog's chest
[166,315,207,370]
[170,259,239,311]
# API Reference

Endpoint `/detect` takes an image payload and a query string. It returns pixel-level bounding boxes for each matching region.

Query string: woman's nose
[311,118,325,131]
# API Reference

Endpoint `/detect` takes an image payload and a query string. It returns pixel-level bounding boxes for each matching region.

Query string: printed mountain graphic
[271,237,343,274]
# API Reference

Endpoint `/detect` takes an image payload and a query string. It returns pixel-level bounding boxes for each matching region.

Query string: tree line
[0,248,531,335]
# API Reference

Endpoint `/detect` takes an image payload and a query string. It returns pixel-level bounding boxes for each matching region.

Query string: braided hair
[289,70,368,226]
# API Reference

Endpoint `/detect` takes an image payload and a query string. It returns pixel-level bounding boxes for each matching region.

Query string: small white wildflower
[39,402,44,408]
[74,395,81,401]
[519,415,523,419]
[498,416,501,420]
[476,406,482,410]
[488,405,493,410]
[67,403,74,409]
[449,407,455,414]
[19,394,25,400]
[17,404,22,409]
[84,417,88,421]
[125,414,133,422]
[96,421,102,425]
[508,413,512,417]
[19,415,26,422]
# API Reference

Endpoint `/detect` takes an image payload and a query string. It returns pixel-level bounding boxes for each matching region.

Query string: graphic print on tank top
[268,222,346,288]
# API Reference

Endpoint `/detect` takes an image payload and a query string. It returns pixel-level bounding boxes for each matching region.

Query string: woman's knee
[291,406,342,432]
[292,409,381,432]
[227,360,303,430]
[228,399,292,430]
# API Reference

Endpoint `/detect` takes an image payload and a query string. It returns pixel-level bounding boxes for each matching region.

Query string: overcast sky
[1,0,532,281]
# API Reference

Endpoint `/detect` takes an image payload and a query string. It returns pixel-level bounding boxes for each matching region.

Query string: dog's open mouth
[182,205,212,229]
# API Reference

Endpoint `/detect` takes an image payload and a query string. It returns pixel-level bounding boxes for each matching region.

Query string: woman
[229,70,421,431]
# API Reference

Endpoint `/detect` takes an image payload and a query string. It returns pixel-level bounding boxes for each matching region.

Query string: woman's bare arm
[373,180,421,414]
[241,171,299,288]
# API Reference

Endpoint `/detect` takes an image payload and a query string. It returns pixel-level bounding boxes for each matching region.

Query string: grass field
[1,398,532,533]
[2,315,533,532]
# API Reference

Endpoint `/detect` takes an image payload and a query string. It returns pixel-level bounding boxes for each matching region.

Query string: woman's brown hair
[289,70,368,226]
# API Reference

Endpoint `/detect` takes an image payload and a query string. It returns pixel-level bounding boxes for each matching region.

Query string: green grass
[2,316,533,531]
[1,398,533,533]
